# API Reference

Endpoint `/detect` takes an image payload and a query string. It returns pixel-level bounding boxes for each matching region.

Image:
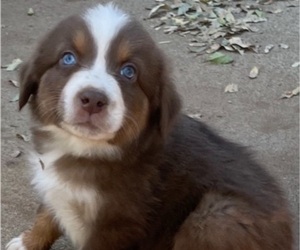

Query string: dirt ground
[1,0,299,249]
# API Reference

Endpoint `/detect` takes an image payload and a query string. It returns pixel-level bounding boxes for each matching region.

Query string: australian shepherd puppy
[6,3,293,250]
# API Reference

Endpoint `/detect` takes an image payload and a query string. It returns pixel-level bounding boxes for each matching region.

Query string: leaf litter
[16,133,30,142]
[146,0,281,55]
[2,58,23,71]
[8,79,19,88]
[280,86,300,99]
[249,66,259,79]
[264,44,274,53]
[224,84,238,93]
[10,150,22,158]
[27,8,35,16]
[10,94,19,102]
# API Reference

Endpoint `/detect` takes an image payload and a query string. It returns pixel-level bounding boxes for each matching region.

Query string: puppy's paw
[6,235,26,250]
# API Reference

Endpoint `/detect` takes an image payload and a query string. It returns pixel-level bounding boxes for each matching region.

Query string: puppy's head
[20,3,180,146]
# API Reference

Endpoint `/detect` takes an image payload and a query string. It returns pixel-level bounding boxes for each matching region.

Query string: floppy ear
[18,61,39,110]
[158,76,181,138]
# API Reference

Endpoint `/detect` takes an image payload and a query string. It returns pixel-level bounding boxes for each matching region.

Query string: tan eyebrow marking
[73,30,86,55]
[118,39,131,62]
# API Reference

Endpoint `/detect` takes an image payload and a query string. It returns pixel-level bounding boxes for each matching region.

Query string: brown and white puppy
[6,3,293,250]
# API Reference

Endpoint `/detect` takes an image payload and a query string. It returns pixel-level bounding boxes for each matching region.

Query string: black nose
[78,89,108,114]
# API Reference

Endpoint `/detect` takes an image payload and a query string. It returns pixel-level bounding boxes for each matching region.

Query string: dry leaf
[292,62,300,68]
[206,44,221,54]
[189,46,207,53]
[147,0,269,56]
[188,113,202,119]
[249,66,259,79]
[27,8,35,16]
[264,44,274,53]
[10,150,22,158]
[224,84,238,93]
[281,86,300,99]
[10,94,19,102]
[272,8,283,14]
[149,4,168,18]
[228,37,253,49]
[279,43,289,49]
[8,79,19,88]
[159,41,171,44]
[3,58,23,71]
[16,133,30,142]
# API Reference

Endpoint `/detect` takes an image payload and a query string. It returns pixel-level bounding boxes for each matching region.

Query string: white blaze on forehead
[83,3,129,66]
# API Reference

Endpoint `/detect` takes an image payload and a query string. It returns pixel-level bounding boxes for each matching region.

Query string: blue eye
[61,52,76,66]
[120,65,136,80]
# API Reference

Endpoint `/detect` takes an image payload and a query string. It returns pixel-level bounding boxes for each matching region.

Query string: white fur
[6,235,26,250]
[61,3,129,140]
[41,125,122,159]
[30,150,102,249]
[84,3,129,64]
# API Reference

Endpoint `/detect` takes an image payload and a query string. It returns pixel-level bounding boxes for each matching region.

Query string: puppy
[6,3,293,250]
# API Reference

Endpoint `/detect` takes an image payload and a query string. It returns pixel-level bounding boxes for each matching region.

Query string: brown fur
[12,6,293,250]
[22,206,61,250]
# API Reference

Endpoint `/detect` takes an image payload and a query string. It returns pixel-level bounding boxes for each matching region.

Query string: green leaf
[208,52,233,64]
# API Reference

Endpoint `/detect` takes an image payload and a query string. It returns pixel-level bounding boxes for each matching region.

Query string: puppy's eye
[61,52,77,66]
[120,64,136,80]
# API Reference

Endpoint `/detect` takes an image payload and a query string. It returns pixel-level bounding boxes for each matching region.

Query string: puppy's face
[20,4,180,145]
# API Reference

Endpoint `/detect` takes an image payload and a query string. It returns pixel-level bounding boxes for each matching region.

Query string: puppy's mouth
[60,120,116,141]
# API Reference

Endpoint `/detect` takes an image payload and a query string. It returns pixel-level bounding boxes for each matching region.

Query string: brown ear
[18,61,39,110]
[159,77,181,138]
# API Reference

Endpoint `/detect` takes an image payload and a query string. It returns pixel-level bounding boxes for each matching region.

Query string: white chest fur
[30,151,102,249]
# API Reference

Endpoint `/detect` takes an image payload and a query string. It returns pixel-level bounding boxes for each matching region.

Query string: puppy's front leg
[6,204,61,250]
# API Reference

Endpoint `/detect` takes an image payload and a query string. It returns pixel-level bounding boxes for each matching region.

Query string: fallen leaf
[292,62,300,68]
[189,46,207,54]
[281,86,300,99]
[228,37,253,49]
[158,41,171,44]
[10,94,19,102]
[3,58,23,71]
[177,3,191,15]
[27,8,35,16]
[222,45,235,52]
[164,25,178,34]
[8,79,19,88]
[188,113,202,119]
[272,8,283,14]
[208,52,233,64]
[189,42,206,47]
[10,150,22,158]
[148,4,168,18]
[224,84,238,93]
[206,44,221,54]
[279,43,289,49]
[16,133,30,142]
[264,44,274,53]
[244,12,267,23]
[249,66,259,79]
[147,0,270,57]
